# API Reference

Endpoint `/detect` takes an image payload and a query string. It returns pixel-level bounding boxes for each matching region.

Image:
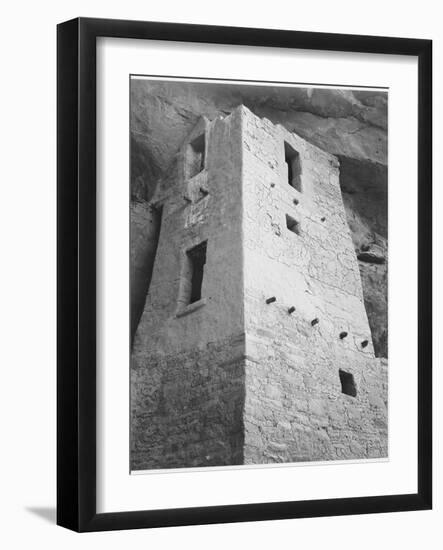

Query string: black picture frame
[57,17,432,532]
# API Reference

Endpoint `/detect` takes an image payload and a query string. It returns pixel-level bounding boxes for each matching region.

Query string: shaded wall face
[131,338,246,470]
[131,112,247,470]
[133,113,244,354]
[241,110,387,463]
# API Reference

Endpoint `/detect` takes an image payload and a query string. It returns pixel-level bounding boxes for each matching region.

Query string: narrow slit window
[187,241,207,304]
[286,214,300,236]
[339,369,357,397]
[187,134,205,179]
[284,142,302,191]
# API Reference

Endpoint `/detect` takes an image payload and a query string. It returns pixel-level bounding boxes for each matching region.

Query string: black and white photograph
[0,1,436,544]
[129,78,388,472]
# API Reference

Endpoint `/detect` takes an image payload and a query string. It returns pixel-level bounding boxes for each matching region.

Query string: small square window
[186,134,205,179]
[339,369,357,397]
[286,214,300,236]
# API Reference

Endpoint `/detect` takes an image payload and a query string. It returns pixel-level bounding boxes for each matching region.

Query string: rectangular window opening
[187,134,205,179]
[286,214,300,236]
[187,241,207,304]
[284,142,302,191]
[339,369,357,397]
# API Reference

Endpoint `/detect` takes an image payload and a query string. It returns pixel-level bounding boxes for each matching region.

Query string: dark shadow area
[130,135,162,202]
[338,156,388,358]
[26,506,56,524]
[130,203,163,346]
[187,241,207,304]
[339,369,357,397]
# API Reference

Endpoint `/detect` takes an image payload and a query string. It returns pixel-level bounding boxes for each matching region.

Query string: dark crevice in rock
[130,202,163,346]
[357,251,386,264]
[130,135,162,201]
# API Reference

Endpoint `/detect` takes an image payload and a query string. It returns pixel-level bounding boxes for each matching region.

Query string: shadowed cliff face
[130,79,388,357]
[338,157,387,358]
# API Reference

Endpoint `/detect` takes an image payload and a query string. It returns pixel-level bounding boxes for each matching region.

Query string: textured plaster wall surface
[241,108,387,463]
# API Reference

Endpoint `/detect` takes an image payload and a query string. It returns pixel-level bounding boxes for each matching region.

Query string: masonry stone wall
[131,336,246,470]
[131,105,388,470]
[241,107,387,462]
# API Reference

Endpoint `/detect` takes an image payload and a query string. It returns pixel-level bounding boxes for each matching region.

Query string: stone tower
[131,105,387,471]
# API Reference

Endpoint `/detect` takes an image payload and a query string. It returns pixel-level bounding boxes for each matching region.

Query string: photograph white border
[97,37,418,514]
